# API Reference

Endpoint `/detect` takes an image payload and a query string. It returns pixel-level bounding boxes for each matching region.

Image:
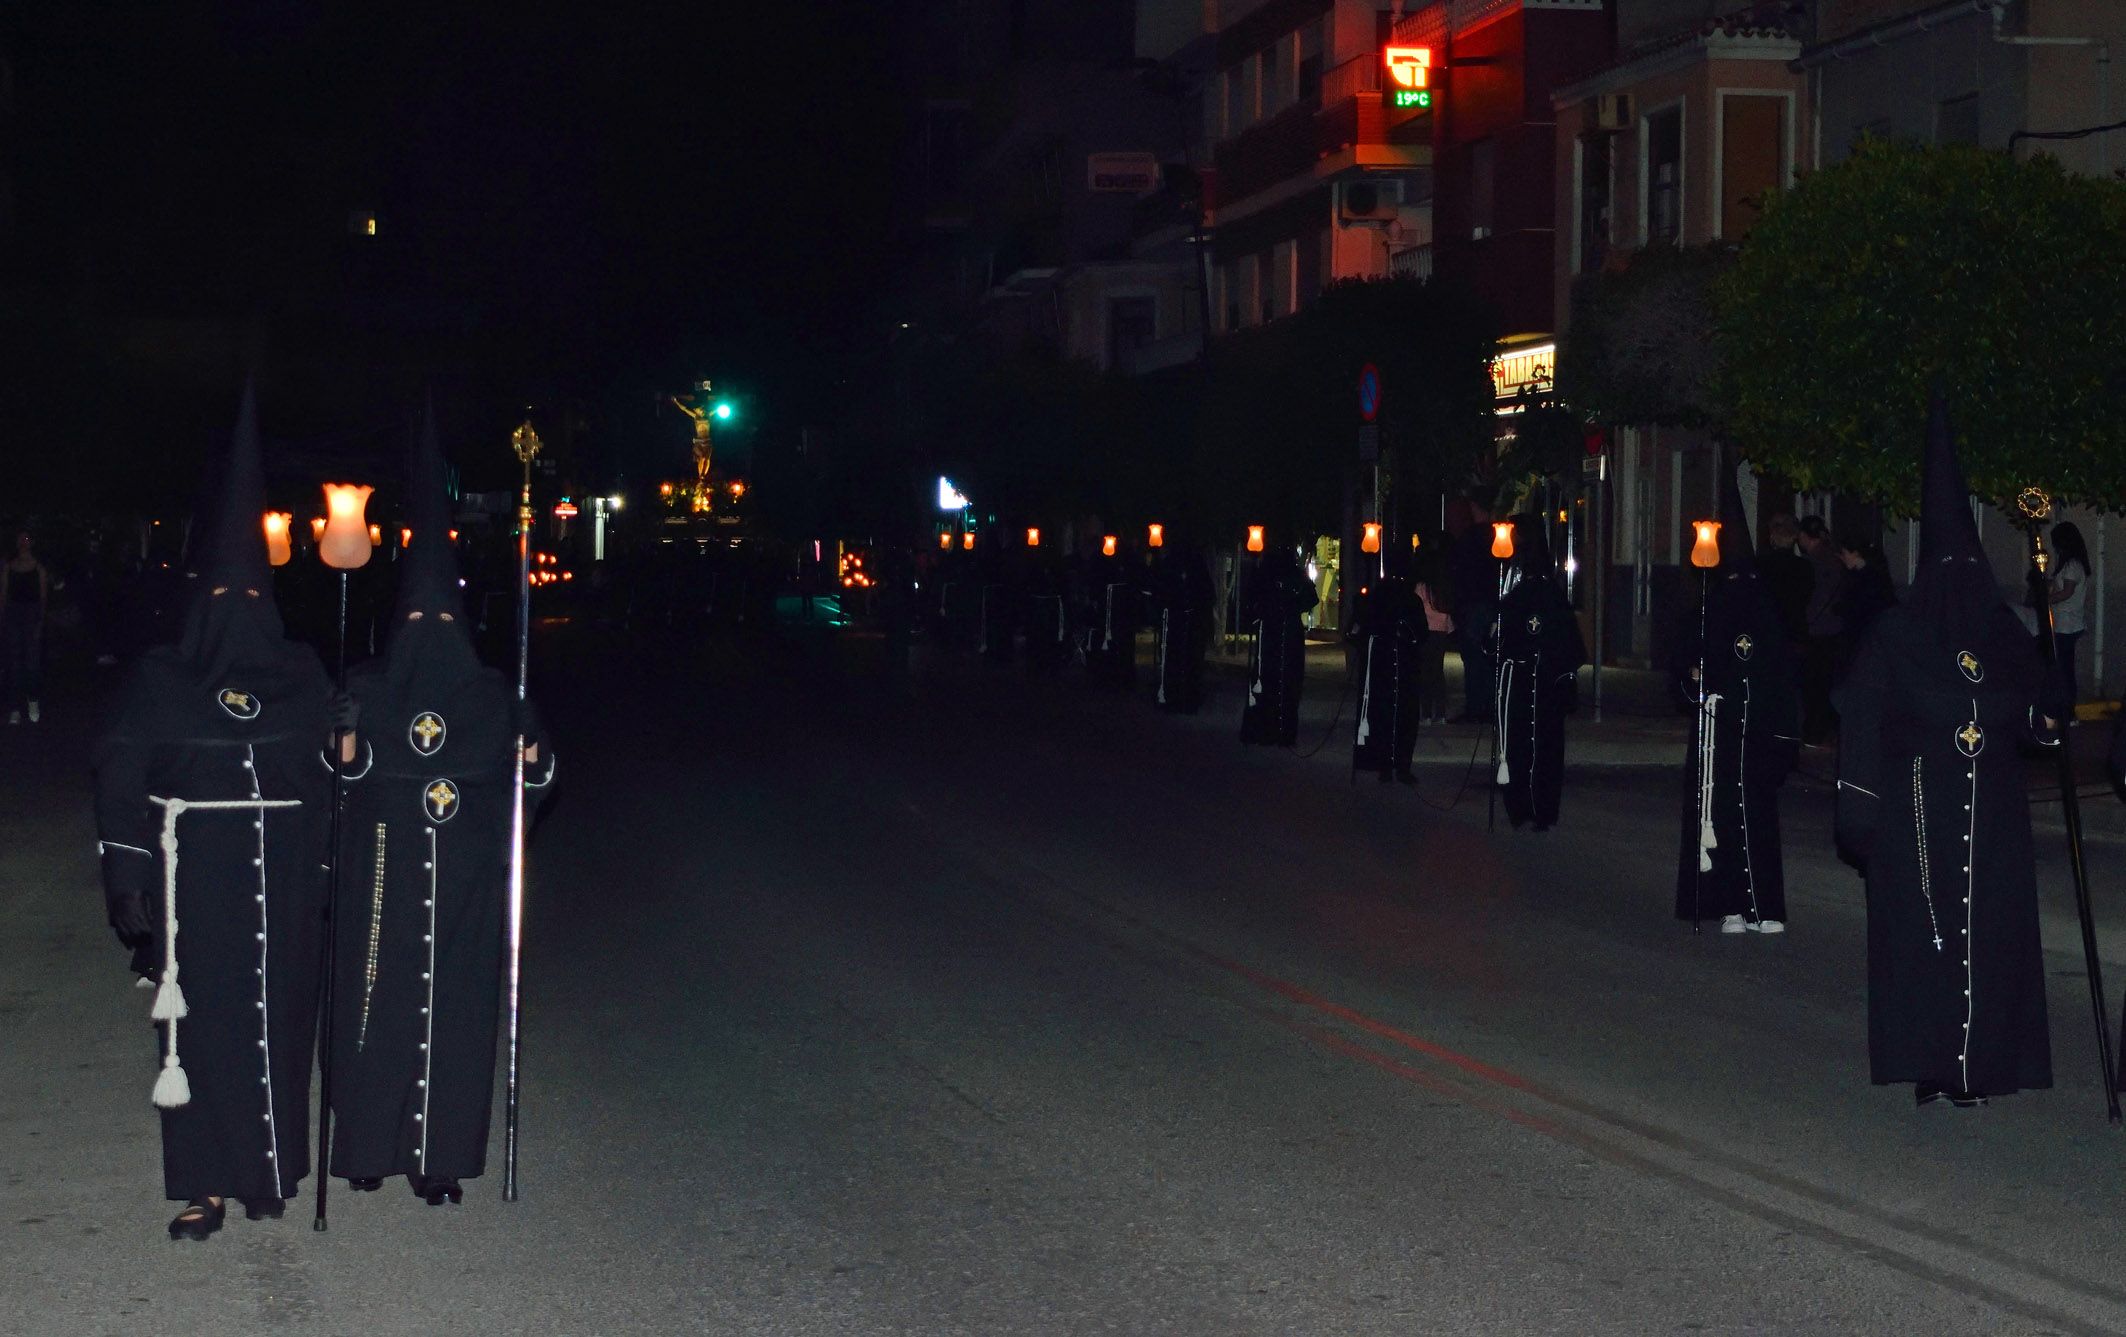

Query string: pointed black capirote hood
[195,382,273,588]
[395,403,465,622]
[1919,390,1985,566]
[1717,468,1755,574]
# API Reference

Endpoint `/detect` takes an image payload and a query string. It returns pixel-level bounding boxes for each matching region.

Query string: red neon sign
[1384,47,1432,90]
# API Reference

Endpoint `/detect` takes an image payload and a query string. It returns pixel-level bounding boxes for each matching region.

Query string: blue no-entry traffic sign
[1358,363,1381,422]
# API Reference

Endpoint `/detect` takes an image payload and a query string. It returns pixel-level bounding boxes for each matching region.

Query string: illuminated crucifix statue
[670,380,717,513]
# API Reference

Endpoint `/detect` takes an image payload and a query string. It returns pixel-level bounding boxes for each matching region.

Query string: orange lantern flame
[1361,522,1382,554]
[1102,535,1117,557]
[1025,527,1040,548]
[1690,519,1722,569]
[310,516,327,542]
[320,484,375,570]
[1411,532,1422,551]
[1246,525,1265,553]
[400,527,414,549]
[962,532,976,550]
[1147,523,1164,549]
[368,524,383,547]
[262,512,292,567]
[939,532,951,550]
[659,481,674,498]
[1490,521,1515,560]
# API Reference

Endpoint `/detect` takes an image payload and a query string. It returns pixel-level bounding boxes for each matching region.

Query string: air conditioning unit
[1594,92,1633,131]
[1336,177,1405,226]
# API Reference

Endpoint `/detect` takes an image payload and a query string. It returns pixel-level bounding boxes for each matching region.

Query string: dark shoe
[1914,1083,1943,1106]
[1946,1089,1989,1108]
[168,1198,225,1241]
[411,1175,463,1206]
[346,1178,384,1192]
[239,1197,285,1220]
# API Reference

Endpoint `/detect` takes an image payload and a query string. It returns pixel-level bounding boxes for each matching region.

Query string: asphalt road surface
[9,620,2126,1335]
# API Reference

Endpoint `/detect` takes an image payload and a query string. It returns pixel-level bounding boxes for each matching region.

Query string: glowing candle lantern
[1690,519,1722,569]
[1490,521,1515,560]
[1147,523,1164,549]
[1411,532,1422,551]
[400,527,414,549]
[1246,525,1265,553]
[962,532,976,551]
[660,482,674,498]
[1025,527,1040,548]
[1361,522,1381,554]
[1102,535,1117,557]
[262,512,292,567]
[939,532,952,550]
[319,484,375,570]
[310,516,327,543]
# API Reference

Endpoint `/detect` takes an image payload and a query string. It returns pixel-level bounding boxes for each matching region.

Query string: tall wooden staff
[2018,487,2121,1123]
[504,418,542,1198]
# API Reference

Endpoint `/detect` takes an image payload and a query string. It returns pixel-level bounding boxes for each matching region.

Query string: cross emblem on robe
[413,716,443,746]
[1958,722,1983,752]
[427,782,458,814]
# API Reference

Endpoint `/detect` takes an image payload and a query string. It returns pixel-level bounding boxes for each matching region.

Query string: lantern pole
[504,418,543,1199]
[312,483,372,1230]
[2019,489,2121,1122]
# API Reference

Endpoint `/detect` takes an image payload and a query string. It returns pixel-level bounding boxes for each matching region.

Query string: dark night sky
[3,2,906,500]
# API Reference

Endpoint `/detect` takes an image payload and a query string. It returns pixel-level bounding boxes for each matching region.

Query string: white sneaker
[26,702,38,723]
[1720,915,1749,934]
[1751,919,1786,935]
[5,710,17,725]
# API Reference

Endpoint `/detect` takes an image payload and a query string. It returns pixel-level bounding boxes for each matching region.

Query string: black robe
[1150,552,1211,714]
[1021,565,1069,677]
[1351,579,1424,779]
[327,659,554,1183]
[93,616,333,1202]
[1834,605,2055,1096]
[1493,576,1586,828]
[1240,561,1318,747]
[1673,571,1801,925]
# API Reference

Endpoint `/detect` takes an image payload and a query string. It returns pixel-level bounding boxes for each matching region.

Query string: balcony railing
[1319,53,1382,106]
[1389,244,1434,281]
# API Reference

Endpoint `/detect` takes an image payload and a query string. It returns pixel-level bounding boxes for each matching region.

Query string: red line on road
[1197,948,1549,1100]
[1303,1025,1570,1139]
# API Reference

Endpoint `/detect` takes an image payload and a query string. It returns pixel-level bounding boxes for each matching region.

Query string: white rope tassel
[144,795,302,1110]
[1157,610,1168,705]
[1249,618,1265,704]
[1356,637,1376,746]
[1494,660,1515,784]
[1697,693,1722,872]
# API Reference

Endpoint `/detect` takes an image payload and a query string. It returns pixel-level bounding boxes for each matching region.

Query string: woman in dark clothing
[2,531,50,723]
[1240,545,1318,747]
[1833,537,1897,670]
[2042,520,2091,707]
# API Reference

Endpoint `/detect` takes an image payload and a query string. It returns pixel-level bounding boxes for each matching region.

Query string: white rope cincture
[1738,681,1758,920]
[1356,636,1377,747]
[1697,691,1722,872]
[1156,610,1169,706]
[1911,758,1941,951]
[1494,658,1516,784]
[145,794,302,1109]
[1248,618,1265,705]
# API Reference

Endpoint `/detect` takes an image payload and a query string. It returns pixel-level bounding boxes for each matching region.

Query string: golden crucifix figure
[670,381,716,513]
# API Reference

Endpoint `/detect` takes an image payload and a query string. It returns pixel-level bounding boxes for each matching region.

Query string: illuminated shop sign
[1491,343,1556,403]
[1384,47,1434,109]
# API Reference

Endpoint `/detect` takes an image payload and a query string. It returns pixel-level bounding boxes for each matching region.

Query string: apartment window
[1108,295,1157,370]
[1255,251,1274,322]
[1242,55,1261,128]
[1719,95,1786,239]
[1470,139,1497,240]
[1937,92,1981,145]
[1216,261,1238,331]
[1644,105,1683,244]
[1577,134,1612,273]
[1298,21,1325,103]
[1296,224,1326,307]
[1268,241,1296,319]
[1224,67,1245,136]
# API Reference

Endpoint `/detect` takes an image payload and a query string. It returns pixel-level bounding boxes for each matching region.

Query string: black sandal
[167,1198,225,1241]
[410,1175,462,1206]
[239,1197,285,1220]
[346,1178,383,1192]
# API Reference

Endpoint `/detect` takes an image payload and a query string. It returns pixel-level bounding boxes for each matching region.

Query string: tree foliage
[1195,277,1497,539]
[1557,243,1731,431]
[1716,139,2126,513]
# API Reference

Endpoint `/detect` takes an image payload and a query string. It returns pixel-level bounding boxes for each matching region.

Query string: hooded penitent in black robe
[1674,478,1801,929]
[1022,558,1069,677]
[1240,547,1319,747]
[1834,396,2055,1100]
[1493,517,1587,829]
[1088,560,1137,690]
[328,417,555,1190]
[1351,572,1424,781]
[1150,545,1211,714]
[93,387,334,1203]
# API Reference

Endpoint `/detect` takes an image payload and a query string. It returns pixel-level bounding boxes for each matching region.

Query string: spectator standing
[1796,515,1845,741]
[1833,537,1896,665]
[2043,521,2091,708]
[1413,547,1455,724]
[1448,496,1498,722]
[3,531,49,724]
[1760,512,1813,641]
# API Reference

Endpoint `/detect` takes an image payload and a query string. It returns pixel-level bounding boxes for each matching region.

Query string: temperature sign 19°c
[1383,46,1434,110]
